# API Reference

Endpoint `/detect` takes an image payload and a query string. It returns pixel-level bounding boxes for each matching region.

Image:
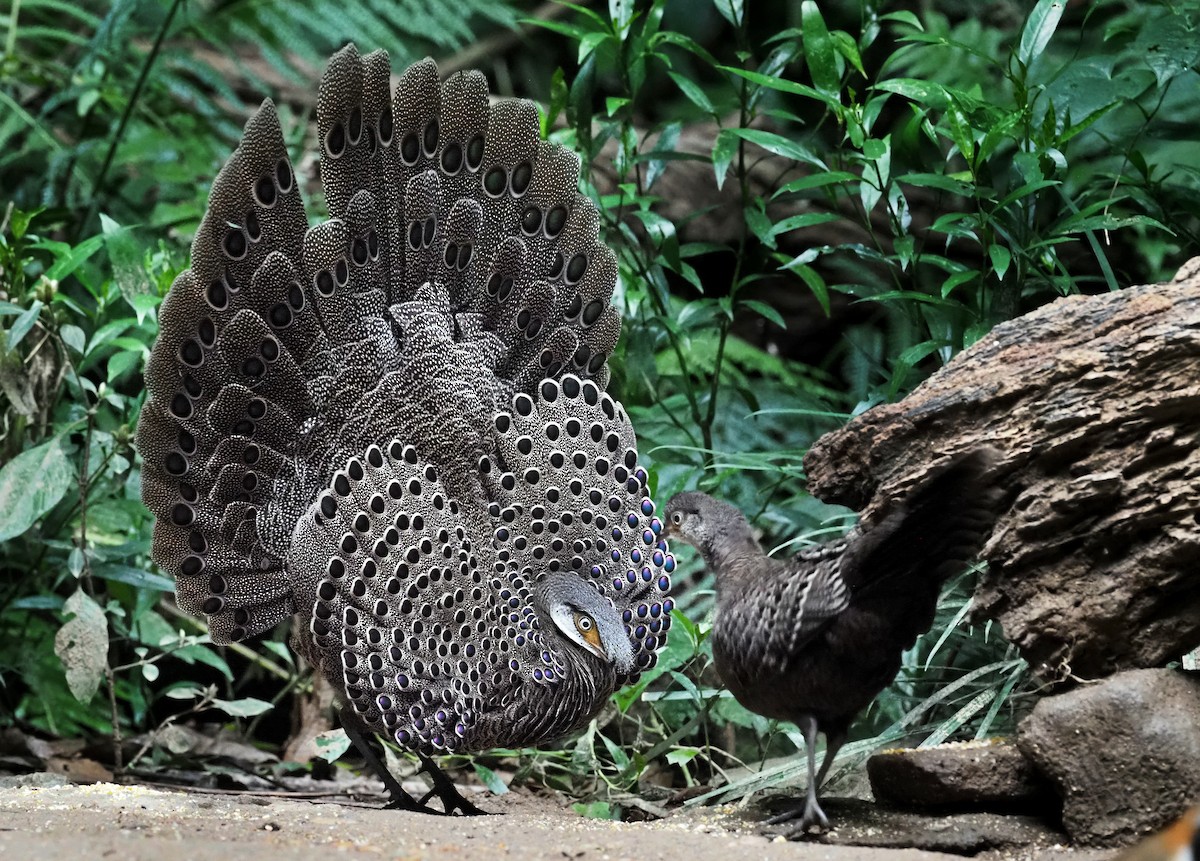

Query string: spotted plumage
[664,449,1002,833]
[137,45,672,781]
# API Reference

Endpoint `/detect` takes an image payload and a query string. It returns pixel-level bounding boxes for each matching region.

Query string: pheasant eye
[672,512,683,525]
[574,612,601,649]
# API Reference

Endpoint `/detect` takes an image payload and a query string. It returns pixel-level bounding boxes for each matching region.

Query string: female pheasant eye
[672,512,683,525]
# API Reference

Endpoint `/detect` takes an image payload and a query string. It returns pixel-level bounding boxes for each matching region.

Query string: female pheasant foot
[765,718,842,837]
[342,712,487,815]
[766,798,829,834]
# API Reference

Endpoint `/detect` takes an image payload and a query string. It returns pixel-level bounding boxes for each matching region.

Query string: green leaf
[769,211,842,237]
[92,563,175,592]
[941,270,979,299]
[667,71,715,114]
[786,262,831,316]
[711,0,743,28]
[727,128,826,169]
[313,728,351,762]
[739,299,786,330]
[573,801,616,819]
[743,204,775,249]
[107,348,142,383]
[171,642,234,682]
[801,1,838,94]
[68,546,85,578]
[60,324,86,355]
[859,290,960,308]
[989,245,1012,280]
[897,172,972,196]
[872,78,951,110]
[652,31,720,67]
[38,234,105,282]
[711,128,739,190]
[830,30,865,77]
[579,30,610,64]
[1134,11,1200,87]
[719,66,839,111]
[101,214,154,303]
[1017,0,1066,69]
[0,437,77,542]
[164,683,208,700]
[6,300,43,351]
[775,171,857,196]
[665,746,702,766]
[898,339,947,367]
[212,697,274,718]
[472,763,510,795]
[54,589,109,703]
[605,96,630,117]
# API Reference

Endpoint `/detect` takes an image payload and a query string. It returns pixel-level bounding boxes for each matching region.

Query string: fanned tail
[137,41,664,682]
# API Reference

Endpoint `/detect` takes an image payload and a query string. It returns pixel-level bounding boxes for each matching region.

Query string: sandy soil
[0,781,1118,861]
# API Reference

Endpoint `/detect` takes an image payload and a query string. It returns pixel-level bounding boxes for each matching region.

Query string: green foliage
[0,0,520,238]
[525,0,1195,807]
[0,206,292,743]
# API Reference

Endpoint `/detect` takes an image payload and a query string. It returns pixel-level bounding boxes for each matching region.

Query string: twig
[81,0,183,238]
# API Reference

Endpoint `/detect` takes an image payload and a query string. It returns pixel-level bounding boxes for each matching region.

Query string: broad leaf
[54,589,109,703]
[0,437,77,542]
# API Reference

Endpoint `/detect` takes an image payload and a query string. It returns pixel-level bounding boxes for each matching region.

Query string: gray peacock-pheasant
[136,44,676,812]
[664,449,1002,834]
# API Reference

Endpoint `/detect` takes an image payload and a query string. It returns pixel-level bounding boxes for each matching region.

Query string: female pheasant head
[534,574,634,675]
[664,491,759,571]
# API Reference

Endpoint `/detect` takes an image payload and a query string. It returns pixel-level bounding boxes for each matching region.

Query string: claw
[767,799,830,837]
[416,753,488,816]
[341,709,488,816]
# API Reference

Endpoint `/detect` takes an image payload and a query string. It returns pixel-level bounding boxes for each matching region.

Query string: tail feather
[138,44,651,654]
[840,448,1003,647]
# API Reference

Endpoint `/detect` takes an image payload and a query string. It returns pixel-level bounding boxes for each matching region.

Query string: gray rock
[867,739,1053,809]
[0,772,70,789]
[1017,668,1200,846]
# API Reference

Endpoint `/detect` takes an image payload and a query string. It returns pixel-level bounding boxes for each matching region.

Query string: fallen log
[803,259,1200,681]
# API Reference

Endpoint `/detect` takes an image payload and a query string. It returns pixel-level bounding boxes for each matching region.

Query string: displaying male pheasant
[137,45,675,813]
[664,450,1001,833]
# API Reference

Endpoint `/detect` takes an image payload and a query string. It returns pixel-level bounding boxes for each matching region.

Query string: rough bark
[803,260,1200,681]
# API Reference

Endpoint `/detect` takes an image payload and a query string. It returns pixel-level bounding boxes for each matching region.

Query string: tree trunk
[803,260,1200,681]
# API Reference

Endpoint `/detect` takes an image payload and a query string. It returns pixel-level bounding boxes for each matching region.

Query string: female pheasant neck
[694,508,766,595]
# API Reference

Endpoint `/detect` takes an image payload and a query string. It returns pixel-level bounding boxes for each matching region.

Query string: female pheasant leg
[766,715,832,833]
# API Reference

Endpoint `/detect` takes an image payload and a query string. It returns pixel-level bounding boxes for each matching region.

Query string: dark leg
[338,709,487,816]
[340,712,423,812]
[813,727,846,790]
[766,715,832,833]
[414,752,487,816]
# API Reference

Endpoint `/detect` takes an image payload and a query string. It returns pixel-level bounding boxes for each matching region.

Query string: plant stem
[81,0,183,238]
[4,0,19,57]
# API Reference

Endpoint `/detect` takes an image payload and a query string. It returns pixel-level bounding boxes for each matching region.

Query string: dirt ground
[0,779,1118,861]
